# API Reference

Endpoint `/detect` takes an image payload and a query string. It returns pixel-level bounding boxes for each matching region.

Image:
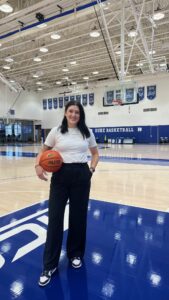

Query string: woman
[35,100,99,287]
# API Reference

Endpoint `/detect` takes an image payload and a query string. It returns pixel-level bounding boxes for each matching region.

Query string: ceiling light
[51,32,61,40]
[5,57,14,63]
[10,80,15,83]
[62,67,69,72]
[0,3,13,13]
[83,76,89,80]
[128,28,138,38]
[90,28,100,38]
[153,8,165,21]
[36,81,42,85]
[56,81,61,84]
[136,62,143,67]
[33,74,39,78]
[115,50,121,55]
[33,57,42,62]
[63,76,69,80]
[39,46,48,53]
[92,71,99,75]
[37,23,47,29]
[71,81,77,85]
[160,63,166,67]
[38,87,43,91]
[0,43,2,47]
[3,65,11,70]
[149,50,156,55]
[70,61,77,65]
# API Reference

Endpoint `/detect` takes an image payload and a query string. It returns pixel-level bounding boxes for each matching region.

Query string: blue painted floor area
[0,200,169,300]
[1,151,169,166]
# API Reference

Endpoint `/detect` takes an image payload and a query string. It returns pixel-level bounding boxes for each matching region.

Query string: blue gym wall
[92,125,169,144]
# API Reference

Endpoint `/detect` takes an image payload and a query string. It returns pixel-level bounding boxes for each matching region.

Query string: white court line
[0,208,48,232]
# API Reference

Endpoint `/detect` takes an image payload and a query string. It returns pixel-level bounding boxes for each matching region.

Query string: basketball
[39,150,63,173]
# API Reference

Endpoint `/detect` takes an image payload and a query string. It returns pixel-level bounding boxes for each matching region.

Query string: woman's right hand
[35,165,48,181]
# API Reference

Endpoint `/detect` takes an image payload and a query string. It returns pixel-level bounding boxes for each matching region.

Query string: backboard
[103,80,139,106]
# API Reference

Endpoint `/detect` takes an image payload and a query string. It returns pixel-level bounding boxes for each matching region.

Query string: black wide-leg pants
[43,163,91,270]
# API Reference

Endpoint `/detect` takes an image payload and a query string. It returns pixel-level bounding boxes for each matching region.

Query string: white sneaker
[38,267,57,287]
[71,257,82,268]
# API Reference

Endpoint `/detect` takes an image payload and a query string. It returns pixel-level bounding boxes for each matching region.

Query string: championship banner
[138,87,145,101]
[48,98,53,110]
[53,98,58,109]
[147,85,156,100]
[64,96,69,106]
[107,91,114,105]
[82,94,88,106]
[76,95,81,103]
[59,97,63,108]
[89,93,94,105]
[70,95,75,101]
[125,88,134,102]
[43,99,47,110]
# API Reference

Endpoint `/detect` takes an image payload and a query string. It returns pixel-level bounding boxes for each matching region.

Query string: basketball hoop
[112,99,123,106]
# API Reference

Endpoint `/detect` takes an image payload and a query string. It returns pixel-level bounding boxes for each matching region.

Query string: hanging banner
[43,99,47,110]
[82,94,88,106]
[59,97,63,108]
[53,98,58,109]
[138,87,145,101]
[64,96,69,106]
[70,95,75,101]
[48,98,53,109]
[147,85,156,100]
[107,91,114,104]
[89,93,94,105]
[125,88,134,102]
[76,95,81,103]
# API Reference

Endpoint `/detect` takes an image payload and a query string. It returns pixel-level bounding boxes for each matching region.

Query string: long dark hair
[60,100,90,138]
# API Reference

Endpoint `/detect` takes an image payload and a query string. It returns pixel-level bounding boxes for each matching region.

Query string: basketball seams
[39,150,63,172]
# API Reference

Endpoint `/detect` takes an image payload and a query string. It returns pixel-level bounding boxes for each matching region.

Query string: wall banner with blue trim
[59,97,63,108]
[82,94,88,106]
[89,93,94,105]
[53,98,58,109]
[125,88,134,102]
[147,85,156,100]
[43,99,47,110]
[48,98,53,109]
[138,87,145,101]
[106,91,114,104]
[70,95,75,101]
[64,96,69,106]
[76,95,81,103]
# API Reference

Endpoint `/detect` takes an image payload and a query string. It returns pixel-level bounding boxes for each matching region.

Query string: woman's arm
[89,146,99,173]
[35,144,52,181]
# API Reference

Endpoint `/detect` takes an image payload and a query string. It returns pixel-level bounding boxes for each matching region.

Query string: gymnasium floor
[0,144,169,299]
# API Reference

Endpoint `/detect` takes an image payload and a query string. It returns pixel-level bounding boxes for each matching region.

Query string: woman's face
[65,105,80,127]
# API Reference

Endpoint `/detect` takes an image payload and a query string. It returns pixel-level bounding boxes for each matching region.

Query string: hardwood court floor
[0,144,169,216]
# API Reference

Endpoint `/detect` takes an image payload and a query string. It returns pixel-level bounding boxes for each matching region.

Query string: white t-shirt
[44,126,97,163]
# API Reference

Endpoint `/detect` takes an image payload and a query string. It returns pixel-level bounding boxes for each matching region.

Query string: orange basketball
[39,150,63,173]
